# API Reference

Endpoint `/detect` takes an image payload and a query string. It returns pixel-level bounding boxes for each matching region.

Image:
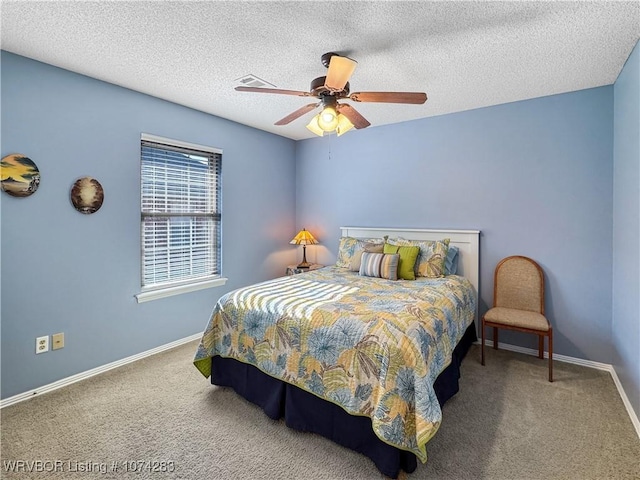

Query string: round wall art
[1,153,41,197]
[70,176,104,214]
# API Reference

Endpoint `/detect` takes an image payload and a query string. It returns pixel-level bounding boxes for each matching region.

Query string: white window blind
[140,134,222,290]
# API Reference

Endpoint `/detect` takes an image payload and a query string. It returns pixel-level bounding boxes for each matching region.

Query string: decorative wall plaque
[0,154,40,197]
[70,176,104,214]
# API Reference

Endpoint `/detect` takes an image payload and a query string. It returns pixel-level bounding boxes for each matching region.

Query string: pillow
[388,237,450,278]
[359,252,399,280]
[383,243,420,280]
[335,236,386,269]
[349,243,385,271]
[445,245,459,275]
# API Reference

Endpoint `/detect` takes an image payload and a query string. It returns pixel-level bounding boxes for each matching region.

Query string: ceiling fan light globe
[336,114,355,136]
[318,107,339,131]
[306,115,324,136]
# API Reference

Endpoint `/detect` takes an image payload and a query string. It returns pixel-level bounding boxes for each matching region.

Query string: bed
[194,227,480,478]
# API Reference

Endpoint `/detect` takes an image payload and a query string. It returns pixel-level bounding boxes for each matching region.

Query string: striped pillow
[349,243,385,271]
[359,252,399,280]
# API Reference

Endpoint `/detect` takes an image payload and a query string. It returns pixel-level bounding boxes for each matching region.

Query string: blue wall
[0,52,297,399]
[296,87,614,363]
[3,46,638,420]
[613,40,640,420]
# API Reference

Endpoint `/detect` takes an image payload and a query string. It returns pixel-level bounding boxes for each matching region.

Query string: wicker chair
[481,256,553,382]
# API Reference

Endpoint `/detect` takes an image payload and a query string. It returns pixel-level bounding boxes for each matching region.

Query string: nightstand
[286,263,324,276]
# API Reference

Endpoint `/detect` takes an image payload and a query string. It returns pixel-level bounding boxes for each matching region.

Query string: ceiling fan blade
[349,91,427,104]
[337,103,371,129]
[235,86,313,97]
[325,55,357,92]
[274,103,320,126]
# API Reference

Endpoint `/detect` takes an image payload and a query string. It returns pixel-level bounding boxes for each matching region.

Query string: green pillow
[383,243,420,280]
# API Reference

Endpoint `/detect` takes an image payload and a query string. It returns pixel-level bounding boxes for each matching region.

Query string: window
[136,134,224,302]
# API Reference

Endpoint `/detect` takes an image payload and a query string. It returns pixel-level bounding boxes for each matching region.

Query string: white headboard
[340,227,480,321]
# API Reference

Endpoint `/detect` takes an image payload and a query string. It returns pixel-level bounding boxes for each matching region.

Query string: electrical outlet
[36,336,49,354]
[52,332,64,350]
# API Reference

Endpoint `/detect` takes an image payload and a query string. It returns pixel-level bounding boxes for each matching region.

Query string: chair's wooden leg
[548,329,553,382]
[481,318,486,365]
[493,327,498,350]
[538,335,544,359]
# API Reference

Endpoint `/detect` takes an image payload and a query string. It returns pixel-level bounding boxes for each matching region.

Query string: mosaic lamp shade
[290,228,318,268]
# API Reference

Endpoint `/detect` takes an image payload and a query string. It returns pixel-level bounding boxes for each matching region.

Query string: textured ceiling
[1,1,639,140]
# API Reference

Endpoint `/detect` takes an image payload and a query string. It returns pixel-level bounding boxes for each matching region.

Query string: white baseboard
[478,339,640,439]
[608,367,640,439]
[0,333,202,409]
[3,334,638,441]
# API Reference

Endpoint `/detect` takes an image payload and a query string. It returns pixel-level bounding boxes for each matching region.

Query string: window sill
[135,277,228,303]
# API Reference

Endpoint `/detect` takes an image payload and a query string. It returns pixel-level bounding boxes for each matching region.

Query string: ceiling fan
[235,52,428,137]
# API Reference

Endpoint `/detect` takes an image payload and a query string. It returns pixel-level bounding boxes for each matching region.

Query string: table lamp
[290,228,318,268]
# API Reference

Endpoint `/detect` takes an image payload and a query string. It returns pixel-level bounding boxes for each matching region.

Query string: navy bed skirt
[211,322,477,479]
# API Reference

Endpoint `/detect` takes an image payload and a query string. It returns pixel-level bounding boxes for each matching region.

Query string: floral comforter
[193,266,476,462]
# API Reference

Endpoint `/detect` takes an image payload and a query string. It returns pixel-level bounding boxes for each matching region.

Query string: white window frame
[135,133,226,303]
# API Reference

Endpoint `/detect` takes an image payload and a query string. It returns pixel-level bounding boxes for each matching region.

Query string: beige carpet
[2,342,639,479]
